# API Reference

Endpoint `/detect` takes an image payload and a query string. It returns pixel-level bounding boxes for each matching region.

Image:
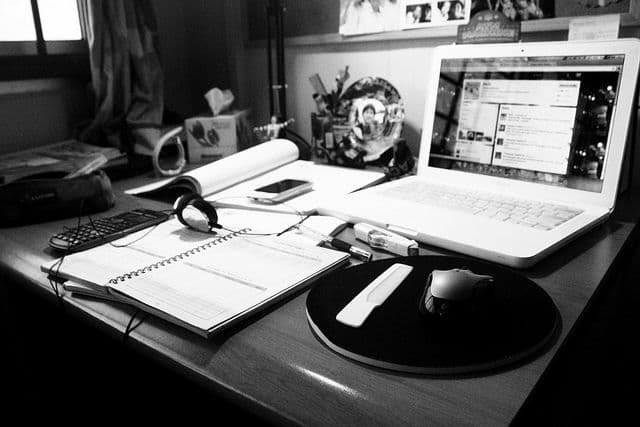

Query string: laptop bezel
[417,39,640,210]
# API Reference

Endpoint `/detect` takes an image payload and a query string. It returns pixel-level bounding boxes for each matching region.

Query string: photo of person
[471,0,551,21]
[405,3,431,24]
[463,81,480,99]
[448,0,467,20]
[433,1,451,21]
[340,0,403,36]
[403,0,470,29]
[352,99,386,142]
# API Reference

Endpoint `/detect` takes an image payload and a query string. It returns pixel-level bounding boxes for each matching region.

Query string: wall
[152,1,191,118]
[242,33,560,155]
[239,20,640,185]
[242,40,434,153]
[0,79,90,155]
[153,0,235,119]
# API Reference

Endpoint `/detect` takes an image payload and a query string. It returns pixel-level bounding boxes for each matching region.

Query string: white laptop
[318,39,640,268]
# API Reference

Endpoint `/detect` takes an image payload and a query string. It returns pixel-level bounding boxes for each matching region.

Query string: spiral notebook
[41,219,349,338]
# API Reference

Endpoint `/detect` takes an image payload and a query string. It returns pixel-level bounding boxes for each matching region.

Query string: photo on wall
[339,0,404,36]
[470,0,555,21]
[555,0,627,17]
[403,0,470,29]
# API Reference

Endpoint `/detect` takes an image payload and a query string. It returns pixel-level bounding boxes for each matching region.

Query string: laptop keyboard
[378,181,583,231]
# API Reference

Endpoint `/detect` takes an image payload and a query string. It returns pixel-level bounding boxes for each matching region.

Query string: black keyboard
[49,209,170,253]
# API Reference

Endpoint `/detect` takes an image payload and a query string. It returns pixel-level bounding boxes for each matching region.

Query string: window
[0,0,89,80]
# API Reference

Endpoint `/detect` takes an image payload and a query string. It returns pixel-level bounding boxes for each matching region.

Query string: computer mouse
[418,268,494,322]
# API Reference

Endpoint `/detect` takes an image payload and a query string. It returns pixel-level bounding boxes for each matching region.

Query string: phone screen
[255,179,309,194]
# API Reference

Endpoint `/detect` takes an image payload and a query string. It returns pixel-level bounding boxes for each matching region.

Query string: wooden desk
[1,174,639,425]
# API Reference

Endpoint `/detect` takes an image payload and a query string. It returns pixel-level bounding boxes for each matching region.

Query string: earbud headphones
[173,193,221,232]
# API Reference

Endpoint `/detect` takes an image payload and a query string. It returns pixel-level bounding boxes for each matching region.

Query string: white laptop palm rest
[318,39,640,268]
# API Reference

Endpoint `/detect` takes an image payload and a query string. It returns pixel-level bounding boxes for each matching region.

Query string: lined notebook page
[42,215,348,336]
[108,236,347,332]
[42,220,228,289]
[42,213,312,290]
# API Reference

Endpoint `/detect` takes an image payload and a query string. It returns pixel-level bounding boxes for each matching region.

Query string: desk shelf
[279,13,640,47]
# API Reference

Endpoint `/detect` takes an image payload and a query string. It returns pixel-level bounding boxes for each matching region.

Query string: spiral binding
[108,228,251,285]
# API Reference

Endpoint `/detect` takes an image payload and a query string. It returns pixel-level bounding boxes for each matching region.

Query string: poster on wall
[338,0,474,36]
[404,0,471,29]
[339,0,404,36]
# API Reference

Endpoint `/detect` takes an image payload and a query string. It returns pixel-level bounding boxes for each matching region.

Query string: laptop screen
[428,54,625,193]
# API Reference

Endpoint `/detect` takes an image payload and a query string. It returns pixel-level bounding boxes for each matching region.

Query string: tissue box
[185,111,248,163]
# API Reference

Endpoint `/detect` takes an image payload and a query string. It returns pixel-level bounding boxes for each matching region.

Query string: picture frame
[470,0,555,21]
[403,0,471,29]
[555,0,634,18]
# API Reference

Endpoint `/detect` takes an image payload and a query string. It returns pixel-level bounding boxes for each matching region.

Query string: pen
[295,224,372,262]
[324,235,372,262]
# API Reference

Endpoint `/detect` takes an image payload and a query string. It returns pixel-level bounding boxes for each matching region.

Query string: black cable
[123,309,147,339]
[86,213,162,248]
[284,127,332,160]
[220,213,311,237]
[284,128,312,150]
[47,261,63,300]
[275,214,312,237]
[49,199,85,303]
[205,196,312,237]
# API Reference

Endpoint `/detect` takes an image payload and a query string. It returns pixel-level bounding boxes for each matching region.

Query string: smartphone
[249,179,313,204]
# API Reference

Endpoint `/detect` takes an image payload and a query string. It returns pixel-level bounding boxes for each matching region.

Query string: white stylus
[336,263,414,328]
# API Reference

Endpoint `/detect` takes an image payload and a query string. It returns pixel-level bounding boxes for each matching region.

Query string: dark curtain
[80,0,164,156]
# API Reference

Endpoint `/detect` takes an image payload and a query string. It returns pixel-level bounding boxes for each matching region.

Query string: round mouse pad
[306,256,559,375]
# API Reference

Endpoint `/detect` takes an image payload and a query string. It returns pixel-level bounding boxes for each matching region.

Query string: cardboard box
[185,110,250,163]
